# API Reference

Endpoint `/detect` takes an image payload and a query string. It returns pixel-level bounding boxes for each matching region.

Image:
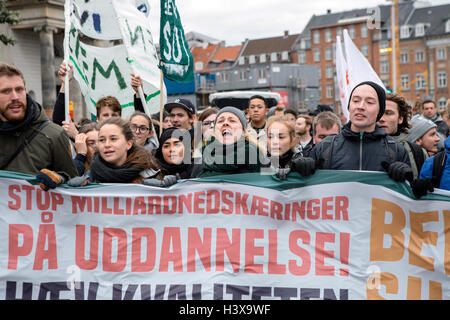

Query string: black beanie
[155,127,188,161]
[348,81,386,121]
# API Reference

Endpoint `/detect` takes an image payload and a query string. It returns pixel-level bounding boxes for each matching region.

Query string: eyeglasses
[130,124,150,133]
[202,120,215,127]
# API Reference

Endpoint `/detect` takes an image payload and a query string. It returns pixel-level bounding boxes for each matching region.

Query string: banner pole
[159,69,164,137]
[63,0,71,122]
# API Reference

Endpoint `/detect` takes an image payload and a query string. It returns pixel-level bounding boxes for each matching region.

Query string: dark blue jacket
[310,123,410,171]
[419,136,450,190]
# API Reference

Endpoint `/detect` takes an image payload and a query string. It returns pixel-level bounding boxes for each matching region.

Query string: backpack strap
[432,151,446,188]
[320,135,337,169]
[405,141,426,173]
[384,137,398,163]
[0,120,51,170]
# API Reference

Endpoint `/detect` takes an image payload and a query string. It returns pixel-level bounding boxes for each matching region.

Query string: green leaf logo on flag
[159,0,194,83]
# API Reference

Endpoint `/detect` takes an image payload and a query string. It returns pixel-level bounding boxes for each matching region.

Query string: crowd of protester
[1,61,449,198]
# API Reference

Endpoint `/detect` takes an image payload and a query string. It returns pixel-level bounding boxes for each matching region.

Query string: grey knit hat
[405,115,437,143]
[215,106,247,128]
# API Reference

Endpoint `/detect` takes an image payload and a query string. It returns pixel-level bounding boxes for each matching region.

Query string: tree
[0,0,21,45]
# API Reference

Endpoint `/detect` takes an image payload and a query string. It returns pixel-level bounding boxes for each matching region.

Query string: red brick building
[299,1,450,112]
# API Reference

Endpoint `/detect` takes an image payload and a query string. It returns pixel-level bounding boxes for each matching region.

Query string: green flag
[159,0,194,82]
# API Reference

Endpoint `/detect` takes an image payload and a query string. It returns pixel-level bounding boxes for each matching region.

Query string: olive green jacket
[0,97,77,179]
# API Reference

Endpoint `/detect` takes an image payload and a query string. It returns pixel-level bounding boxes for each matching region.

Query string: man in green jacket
[0,62,77,183]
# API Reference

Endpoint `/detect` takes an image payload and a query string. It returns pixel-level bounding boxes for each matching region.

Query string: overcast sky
[149,0,449,46]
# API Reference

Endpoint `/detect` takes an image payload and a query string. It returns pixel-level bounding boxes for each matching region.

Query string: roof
[300,2,415,37]
[406,4,450,38]
[191,44,219,71]
[211,45,242,63]
[241,33,300,56]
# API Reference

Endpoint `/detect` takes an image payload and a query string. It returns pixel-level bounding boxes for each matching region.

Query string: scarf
[90,154,143,183]
[0,94,36,133]
[201,137,261,174]
[156,157,192,179]
[268,149,294,168]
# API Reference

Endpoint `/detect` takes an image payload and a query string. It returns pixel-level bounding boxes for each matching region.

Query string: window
[361,44,368,57]
[436,48,446,61]
[326,65,333,79]
[271,52,278,62]
[238,56,245,65]
[415,73,426,91]
[249,55,255,64]
[400,52,409,64]
[361,24,368,38]
[380,61,389,74]
[195,61,203,71]
[325,29,332,43]
[325,47,332,61]
[260,54,266,63]
[415,51,424,63]
[326,84,333,99]
[281,51,289,61]
[415,23,425,37]
[258,68,267,79]
[437,71,447,88]
[336,27,343,38]
[438,97,447,110]
[380,40,388,50]
[401,74,410,91]
[298,51,306,64]
[239,69,248,81]
[300,39,306,49]
[313,30,320,44]
[349,26,356,39]
[446,20,450,33]
[318,67,321,80]
[221,71,230,82]
[313,49,321,62]
[400,25,410,39]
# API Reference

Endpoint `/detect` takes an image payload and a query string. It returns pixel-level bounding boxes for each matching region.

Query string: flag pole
[63,0,71,122]
[159,69,164,137]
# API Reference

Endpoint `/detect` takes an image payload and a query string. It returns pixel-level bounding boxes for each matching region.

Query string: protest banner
[64,0,166,120]
[0,170,449,300]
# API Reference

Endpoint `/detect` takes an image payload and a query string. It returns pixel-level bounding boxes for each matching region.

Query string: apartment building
[299,0,450,111]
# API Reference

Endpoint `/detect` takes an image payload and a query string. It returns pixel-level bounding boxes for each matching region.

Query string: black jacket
[310,123,410,171]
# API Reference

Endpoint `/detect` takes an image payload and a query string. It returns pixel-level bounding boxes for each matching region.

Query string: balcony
[196,79,216,93]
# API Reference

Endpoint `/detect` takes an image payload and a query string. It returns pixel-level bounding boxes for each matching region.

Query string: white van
[209,91,281,110]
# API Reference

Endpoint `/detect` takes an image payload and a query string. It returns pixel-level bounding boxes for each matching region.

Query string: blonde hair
[267,115,296,141]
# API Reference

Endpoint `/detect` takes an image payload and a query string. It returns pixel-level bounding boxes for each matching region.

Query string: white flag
[64,0,166,120]
[112,0,161,91]
[343,29,386,94]
[336,29,386,123]
[335,35,350,123]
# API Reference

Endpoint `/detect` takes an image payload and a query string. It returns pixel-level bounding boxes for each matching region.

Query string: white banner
[0,174,449,300]
[64,0,166,119]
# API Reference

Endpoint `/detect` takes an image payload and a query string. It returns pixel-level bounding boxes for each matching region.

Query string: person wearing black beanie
[290,81,413,185]
[348,81,386,122]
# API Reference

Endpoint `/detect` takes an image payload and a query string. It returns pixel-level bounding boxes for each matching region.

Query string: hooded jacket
[310,122,410,171]
[428,113,449,138]
[419,136,450,190]
[0,95,77,178]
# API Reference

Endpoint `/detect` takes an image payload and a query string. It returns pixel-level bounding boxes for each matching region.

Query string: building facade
[299,0,450,111]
